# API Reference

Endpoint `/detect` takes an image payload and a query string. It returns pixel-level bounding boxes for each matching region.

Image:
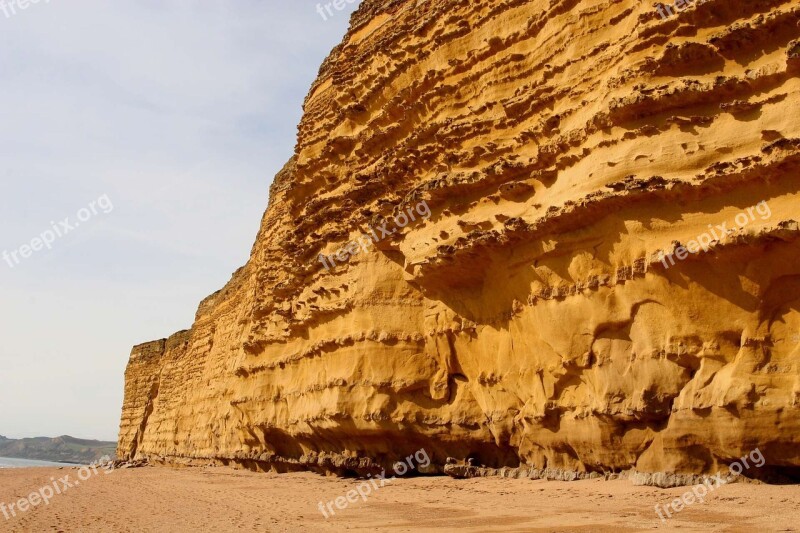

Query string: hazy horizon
[0,0,360,442]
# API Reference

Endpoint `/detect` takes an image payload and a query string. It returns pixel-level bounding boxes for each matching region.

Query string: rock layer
[118,0,800,480]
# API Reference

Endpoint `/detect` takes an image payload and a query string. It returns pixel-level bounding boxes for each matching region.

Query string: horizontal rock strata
[119,0,800,481]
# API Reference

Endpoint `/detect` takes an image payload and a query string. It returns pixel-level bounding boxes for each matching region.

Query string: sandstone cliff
[118,0,800,481]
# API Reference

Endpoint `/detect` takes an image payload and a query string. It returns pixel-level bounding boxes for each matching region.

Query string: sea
[0,457,81,468]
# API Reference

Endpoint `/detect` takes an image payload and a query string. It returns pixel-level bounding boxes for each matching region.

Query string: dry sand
[1,466,799,532]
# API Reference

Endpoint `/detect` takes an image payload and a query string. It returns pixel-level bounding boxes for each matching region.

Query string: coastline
[0,457,83,469]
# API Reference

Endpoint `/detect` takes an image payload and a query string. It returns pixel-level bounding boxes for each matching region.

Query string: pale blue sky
[0,0,359,441]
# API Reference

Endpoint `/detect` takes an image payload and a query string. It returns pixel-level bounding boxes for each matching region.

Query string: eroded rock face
[118,0,800,480]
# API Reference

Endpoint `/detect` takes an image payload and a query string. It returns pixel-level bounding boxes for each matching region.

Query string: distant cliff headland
[0,435,116,464]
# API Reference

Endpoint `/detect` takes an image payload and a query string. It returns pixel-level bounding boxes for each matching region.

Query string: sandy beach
[1,466,799,532]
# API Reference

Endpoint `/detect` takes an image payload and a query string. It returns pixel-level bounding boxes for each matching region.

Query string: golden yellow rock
[118,0,800,480]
